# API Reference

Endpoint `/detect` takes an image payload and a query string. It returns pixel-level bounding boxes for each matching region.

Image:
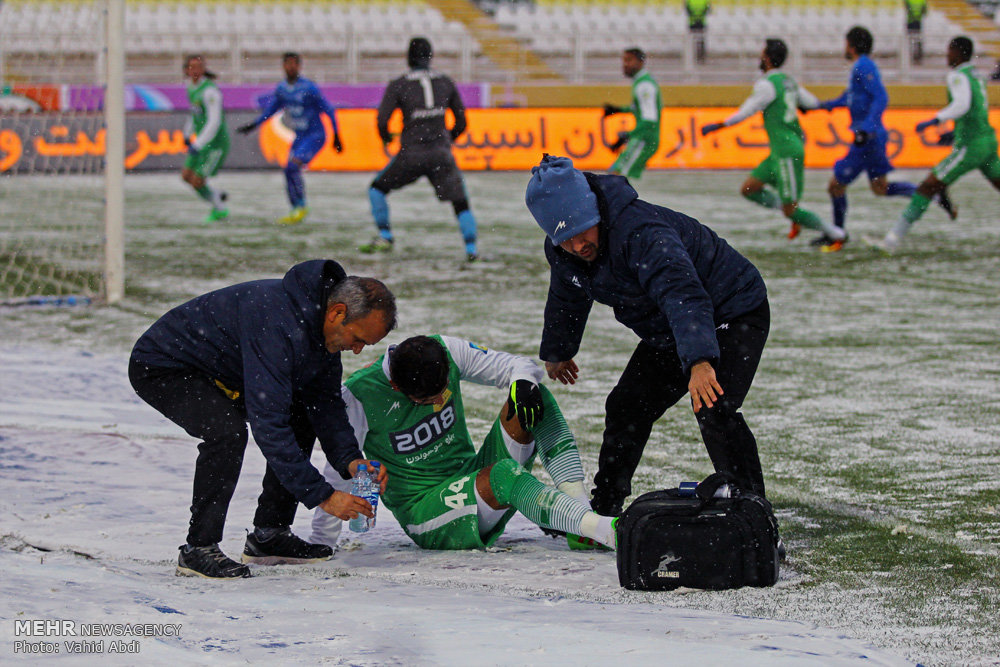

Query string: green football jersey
[186,78,228,148]
[949,64,995,147]
[628,69,662,144]
[762,72,805,156]
[344,336,476,512]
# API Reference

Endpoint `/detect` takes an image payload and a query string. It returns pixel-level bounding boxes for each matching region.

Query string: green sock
[902,193,932,223]
[489,458,588,535]
[195,185,213,204]
[743,189,780,209]
[790,206,826,231]
[531,386,584,487]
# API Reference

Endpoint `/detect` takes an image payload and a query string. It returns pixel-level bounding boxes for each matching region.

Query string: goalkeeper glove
[602,103,621,117]
[853,130,870,146]
[915,118,939,133]
[701,122,724,136]
[937,131,954,146]
[505,380,544,430]
[236,121,258,135]
[609,131,629,153]
[333,134,343,153]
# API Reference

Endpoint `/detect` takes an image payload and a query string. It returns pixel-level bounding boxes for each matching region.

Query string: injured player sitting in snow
[311,335,618,550]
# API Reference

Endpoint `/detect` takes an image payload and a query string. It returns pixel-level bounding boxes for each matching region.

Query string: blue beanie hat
[525,155,600,244]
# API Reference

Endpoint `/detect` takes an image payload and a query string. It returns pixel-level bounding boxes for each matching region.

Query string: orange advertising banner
[257,107,1000,172]
[259,107,1000,171]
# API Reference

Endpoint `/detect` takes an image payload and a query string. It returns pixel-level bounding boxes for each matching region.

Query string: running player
[603,47,661,180]
[869,36,1000,253]
[361,38,479,261]
[310,335,617,551]
[816,26,953,252]
[237,52,343,225]
[702,39,845,245]
[181,55,229,223]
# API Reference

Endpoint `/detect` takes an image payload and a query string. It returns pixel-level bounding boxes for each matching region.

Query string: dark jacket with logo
[131,259,362,508]
[540,174,767,374]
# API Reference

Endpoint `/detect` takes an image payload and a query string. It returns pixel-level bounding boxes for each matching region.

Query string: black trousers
[128,359,318,547]
[592,299,770,514]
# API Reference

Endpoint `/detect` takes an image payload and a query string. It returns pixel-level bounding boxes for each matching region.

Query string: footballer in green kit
[603,48,661,180]
[181,54,230,223]
[868,36,1000,253]
[702,39,845,244]
[311,335,618,551]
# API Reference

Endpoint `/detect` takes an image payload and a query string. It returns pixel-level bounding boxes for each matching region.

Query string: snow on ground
[0,346,911,665]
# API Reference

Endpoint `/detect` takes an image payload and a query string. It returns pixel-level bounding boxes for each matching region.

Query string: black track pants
[592,299,770,514]
[128,359,316,546]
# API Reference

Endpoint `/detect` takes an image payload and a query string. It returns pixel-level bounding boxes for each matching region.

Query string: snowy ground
[1,347,907,666]
[2,169,999,664]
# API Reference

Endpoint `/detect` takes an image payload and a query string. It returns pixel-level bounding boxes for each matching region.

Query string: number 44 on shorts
[444,476,471,510]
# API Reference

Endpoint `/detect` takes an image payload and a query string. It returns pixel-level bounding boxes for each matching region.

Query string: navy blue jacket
[540,174,767,374]
[132,260,361,509]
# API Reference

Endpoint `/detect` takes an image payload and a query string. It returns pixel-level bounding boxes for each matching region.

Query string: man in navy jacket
[129,259,396,578]
[525,155,770,517]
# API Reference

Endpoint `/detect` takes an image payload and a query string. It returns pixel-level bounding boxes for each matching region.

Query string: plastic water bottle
[348,464,375,533]
[368,461,381,528]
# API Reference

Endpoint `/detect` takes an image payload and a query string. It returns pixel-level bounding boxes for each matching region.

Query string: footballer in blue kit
[817,27,952,251]
[238,52,343,225]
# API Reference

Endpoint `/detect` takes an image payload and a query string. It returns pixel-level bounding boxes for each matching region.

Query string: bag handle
[695,470,738,503]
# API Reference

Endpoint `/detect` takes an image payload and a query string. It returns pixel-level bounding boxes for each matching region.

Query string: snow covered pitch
[2,169,998,664]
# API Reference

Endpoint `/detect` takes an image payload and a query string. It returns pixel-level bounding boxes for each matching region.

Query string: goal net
[0,0,124,305]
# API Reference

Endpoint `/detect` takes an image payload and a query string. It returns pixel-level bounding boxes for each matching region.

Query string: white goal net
[0,0,124,305]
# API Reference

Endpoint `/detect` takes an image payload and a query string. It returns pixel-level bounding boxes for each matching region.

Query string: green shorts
[611,135,659,179]
[183,139,229,178]
[751,152,804,204]
[393,419,534,550]
[932,137,1000,186]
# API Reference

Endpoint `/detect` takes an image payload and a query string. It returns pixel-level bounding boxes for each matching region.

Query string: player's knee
[916,179,940,197]
[828,179,845,196]
[740,181,760,197]
[781,202,798,218]
[452,199,470,216]
[284,161,301,176]
[487,458,523,506]
[869,180,888,196]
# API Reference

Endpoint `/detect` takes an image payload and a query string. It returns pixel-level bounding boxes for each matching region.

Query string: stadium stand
[0,0,994,86]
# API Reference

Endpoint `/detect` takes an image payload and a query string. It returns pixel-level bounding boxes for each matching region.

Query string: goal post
[0,0,125,305]
[104,0,126,305]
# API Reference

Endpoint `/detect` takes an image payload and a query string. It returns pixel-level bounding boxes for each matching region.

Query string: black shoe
[809,234,834,247]
[176,544,251,579]
[936,188,958,220]
[590,496,624,517]
[242,528,333,565]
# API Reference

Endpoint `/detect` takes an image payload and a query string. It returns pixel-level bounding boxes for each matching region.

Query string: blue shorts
[289,129,326,166]
[833,136,893,184]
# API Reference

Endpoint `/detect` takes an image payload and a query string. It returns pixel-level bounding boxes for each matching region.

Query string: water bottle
[368,461,381,528]
[349,464,372,533]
